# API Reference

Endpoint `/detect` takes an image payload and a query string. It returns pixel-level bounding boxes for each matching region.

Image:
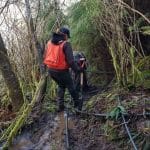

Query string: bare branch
[0,0,9,14]
[0,0,19,15]
[118,0,150,24]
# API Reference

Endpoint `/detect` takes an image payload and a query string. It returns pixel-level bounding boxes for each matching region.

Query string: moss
[42,100,57,113]
[1,75,47,149]
[85,95,99,110]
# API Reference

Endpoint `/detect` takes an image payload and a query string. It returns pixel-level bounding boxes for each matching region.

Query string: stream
[1,112,65,150]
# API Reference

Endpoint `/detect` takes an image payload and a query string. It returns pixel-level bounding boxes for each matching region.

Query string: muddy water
[10,134,33,150]
[50,112,65,150]
[0,113,57,150]
[0,112,76,150]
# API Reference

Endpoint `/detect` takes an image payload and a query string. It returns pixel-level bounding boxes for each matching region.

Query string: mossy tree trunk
[0,34,24,111]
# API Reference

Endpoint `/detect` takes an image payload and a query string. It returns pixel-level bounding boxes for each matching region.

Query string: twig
[0,0,9,15]
[118,0,150,24]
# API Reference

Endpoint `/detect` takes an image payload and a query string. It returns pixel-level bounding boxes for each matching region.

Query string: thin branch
[118,0,150,24]
[0,0,10,14]
[0,0,19,15]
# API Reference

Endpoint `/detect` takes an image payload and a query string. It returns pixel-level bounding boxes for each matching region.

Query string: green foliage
[127,56,150,89]
[128,47,144,85]
[0,75,15,108]
[0,93,9,108]
[68,0,102,48]
[107,105,126,120]
[141,26,150,35]
[86,96,97,110]
[68,0,148,88]
[42,99,57,113]
[68,1,92,48]
[68,0,113,85]
[46,77,57,99]
[109,47,121,86]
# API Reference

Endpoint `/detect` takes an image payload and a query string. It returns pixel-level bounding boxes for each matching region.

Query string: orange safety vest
[43,41,69,70]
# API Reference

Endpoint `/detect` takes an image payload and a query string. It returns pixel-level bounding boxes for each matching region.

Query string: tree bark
[24,0,47,112]
[0,34,24,111]
[25,0,45,75]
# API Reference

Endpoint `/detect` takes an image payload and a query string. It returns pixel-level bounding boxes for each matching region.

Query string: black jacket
[50,33,80,72]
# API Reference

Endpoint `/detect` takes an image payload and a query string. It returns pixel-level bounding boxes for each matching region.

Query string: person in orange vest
[43,27,83,112]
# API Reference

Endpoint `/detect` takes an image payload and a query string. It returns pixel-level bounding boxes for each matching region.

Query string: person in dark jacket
[72,51,89,92]
[43,27,82,112]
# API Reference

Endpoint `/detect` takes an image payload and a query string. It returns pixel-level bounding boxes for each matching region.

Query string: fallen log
[1,75,47,150]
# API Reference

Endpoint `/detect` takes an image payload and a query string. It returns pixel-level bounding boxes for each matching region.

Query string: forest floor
[69,87,150,150]
[0,85,150,150]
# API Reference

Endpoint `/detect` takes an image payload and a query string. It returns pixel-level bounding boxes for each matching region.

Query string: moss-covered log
[2,75,47,150]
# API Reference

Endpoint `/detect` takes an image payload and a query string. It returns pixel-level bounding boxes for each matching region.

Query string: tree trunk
[24,0,47,111]
[25,0,45,75]
[0,34,24,111]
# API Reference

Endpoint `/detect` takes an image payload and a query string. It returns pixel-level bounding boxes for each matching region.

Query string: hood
[51,33,65,45]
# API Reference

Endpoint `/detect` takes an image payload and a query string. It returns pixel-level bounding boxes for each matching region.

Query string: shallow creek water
[0,112,70,150]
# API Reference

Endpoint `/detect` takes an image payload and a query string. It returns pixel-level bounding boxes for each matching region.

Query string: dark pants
[72,70,88,92]
[48,69,79,109]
